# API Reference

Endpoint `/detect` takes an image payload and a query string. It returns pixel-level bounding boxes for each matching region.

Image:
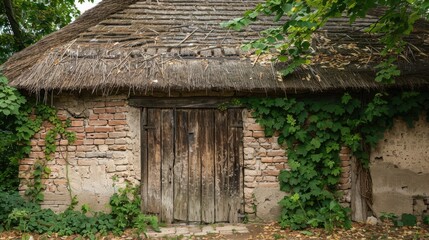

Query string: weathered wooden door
[141,108,243,223]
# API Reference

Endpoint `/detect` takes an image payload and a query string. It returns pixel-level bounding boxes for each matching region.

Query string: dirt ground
[1,222,429,239]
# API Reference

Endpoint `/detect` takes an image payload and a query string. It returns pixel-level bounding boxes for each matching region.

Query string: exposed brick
[275,164,287,170]
[267,150,286,157]
[94,126,114,132]
[263,170,280,176]
[114,113,126,120]
[71,121,84,127]
[94,139,105,145]
[89,114,98,120]
[116,107,128,113]
[252,131,265,138]
[67,146,77,151]
[30,139,38,146]
[67,127,84,133]
[105,107,116,113]
[93,108,106,114]
[339,177,350,184]
[109,145,127,151]
[261,157,273,163]
[89,120,108,126]
[19,165,30,171]
[86,133,108,139]
[109,132,127,138]
[84,139,94,145]
[340,159,351,166]
[98,114,114,120]
[109,120,127,126]
[247,124,265,131]
[74,140,84,146]
[57,115,68,121]
[77,145,96,152]
[85,126,95,133]
[105,139,115,145]
[272,157,287,163]
[115,125,129,131]
[340,155,351,161]
[75,133,85,140]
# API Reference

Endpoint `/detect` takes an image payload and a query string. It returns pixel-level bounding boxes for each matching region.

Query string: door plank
[141,108,148,212]
[227,109,244,223]
[201,109,215,223]
[147,109,162,215]
[188,110,201,222]
[161,109,174,223]
[214,110,229,222]
[174,109,189,222]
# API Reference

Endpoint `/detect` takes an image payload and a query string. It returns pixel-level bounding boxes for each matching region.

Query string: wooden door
[141,108,244,223]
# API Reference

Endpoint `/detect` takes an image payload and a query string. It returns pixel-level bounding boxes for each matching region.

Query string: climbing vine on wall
[0,74,75,203]
[243,91,429,230]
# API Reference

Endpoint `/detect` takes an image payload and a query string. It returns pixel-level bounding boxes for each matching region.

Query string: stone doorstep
[145,224,249,238]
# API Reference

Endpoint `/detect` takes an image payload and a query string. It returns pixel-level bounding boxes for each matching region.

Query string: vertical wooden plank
[188,110,202,222]
[214,110,229,222]
[141,108,148,212]
[227,109,244,223]
[147,109,162,215]
[161,109,174,223]
[351,156,368,222]
[174,109,189,221]
[201,109,215,223]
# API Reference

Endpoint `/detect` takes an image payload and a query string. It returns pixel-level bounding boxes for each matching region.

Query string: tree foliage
[0,0,93,64]
[223,0,429,83]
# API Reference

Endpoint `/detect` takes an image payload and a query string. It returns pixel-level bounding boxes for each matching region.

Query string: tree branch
[3,0,25,50]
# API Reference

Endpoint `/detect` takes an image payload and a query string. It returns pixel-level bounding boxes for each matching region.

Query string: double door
[141,108,244,223]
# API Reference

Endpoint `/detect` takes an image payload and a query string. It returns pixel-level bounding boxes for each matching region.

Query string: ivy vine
[0,74,75,203]
[243,91,429,230]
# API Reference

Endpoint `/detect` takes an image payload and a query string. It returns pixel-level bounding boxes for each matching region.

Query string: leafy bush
[423,215,429,225]
[0,184,159,237]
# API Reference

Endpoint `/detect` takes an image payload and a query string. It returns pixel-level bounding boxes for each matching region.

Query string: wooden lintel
[129,97,241,108]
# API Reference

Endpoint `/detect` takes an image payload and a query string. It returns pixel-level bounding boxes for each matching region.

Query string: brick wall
[242,110,352,220]
[19,97,351,217]
[19,94,141,212]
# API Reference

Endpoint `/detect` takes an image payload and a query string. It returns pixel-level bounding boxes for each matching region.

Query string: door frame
[132,97,244,223]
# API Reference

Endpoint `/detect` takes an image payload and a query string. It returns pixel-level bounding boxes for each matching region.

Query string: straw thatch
[2,0,429,94]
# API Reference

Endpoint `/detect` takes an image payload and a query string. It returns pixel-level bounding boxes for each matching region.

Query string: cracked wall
[371,114,429,217]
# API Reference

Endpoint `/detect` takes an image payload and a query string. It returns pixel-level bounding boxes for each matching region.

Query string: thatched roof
[2,0,429,94]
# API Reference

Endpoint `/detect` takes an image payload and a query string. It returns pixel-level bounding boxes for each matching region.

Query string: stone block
[253,187,287,221]
[267,150,286,157]
[253,131,265,138]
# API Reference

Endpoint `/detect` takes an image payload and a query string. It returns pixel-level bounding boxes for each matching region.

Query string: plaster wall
[371,115,429,217]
